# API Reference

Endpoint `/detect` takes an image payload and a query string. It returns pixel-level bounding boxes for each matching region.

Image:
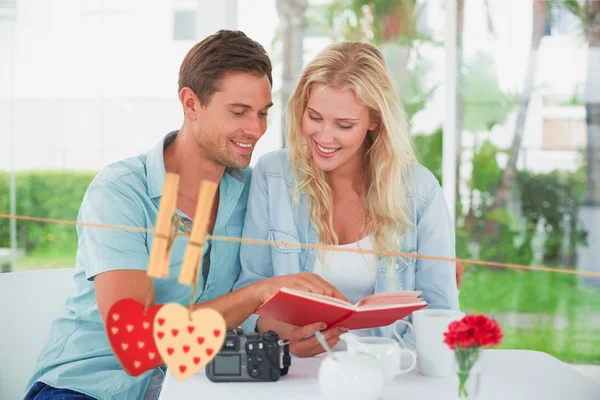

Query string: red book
[255,288,428,330]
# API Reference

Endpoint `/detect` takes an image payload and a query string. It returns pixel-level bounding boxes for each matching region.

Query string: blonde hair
[286,41,417,269]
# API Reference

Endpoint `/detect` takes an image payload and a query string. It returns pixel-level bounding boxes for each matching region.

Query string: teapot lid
[328,349,377,363]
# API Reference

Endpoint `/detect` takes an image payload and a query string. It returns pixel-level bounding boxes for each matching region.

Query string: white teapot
[318,341,385,400]
[340,332,417,383]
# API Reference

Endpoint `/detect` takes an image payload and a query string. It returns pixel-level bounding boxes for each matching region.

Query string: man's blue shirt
[26,131,251,400]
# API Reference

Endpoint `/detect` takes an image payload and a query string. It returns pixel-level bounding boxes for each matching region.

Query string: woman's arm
[414,183,460,309]
[233,159,347,354]
[232,159,277,333]
[401,182,460,349]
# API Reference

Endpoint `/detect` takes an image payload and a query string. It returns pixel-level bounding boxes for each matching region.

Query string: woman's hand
[257,316,348,358]
[254,272,349,305]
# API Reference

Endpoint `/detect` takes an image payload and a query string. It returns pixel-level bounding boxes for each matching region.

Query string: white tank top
[312,236,378,347]
[312,235,378,307]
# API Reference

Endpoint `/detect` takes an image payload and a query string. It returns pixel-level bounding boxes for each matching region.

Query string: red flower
[443,314,503,350]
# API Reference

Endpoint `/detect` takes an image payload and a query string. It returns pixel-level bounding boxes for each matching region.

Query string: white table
[159,350,600,400]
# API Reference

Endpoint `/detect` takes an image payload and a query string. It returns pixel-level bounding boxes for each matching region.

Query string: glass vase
[454,346,482,400]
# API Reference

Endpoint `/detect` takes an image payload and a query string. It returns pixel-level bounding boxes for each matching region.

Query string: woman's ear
[368,111,379,132]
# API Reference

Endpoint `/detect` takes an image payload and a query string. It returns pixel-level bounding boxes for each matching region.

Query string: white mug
[340,332,417,383]
[394,309,465,377]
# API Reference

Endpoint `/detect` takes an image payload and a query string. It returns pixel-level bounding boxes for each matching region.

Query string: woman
[234,41,461,357]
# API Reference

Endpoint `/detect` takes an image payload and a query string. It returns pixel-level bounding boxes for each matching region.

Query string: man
[24,30,346,400]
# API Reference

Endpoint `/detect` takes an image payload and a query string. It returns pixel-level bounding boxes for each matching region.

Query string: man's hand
[258,317,347,358]
[456,260,465,289]
[254,272,349,305]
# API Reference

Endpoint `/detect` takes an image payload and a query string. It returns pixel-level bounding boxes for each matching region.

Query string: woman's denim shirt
[234,149,460,349]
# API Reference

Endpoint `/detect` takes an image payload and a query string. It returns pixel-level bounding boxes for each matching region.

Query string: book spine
[329,310,356,328]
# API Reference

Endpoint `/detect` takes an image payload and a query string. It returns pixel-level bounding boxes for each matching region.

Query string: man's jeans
[24,367,166,400]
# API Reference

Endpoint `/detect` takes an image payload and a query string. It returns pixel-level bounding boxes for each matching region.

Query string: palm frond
[548,0,586,39]
[561,0,584,19]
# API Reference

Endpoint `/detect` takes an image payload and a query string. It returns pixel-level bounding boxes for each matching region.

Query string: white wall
[0,0,588,174]
[0,0,287,171]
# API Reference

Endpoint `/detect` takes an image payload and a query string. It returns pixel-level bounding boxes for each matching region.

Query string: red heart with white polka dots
[106,298,163,376]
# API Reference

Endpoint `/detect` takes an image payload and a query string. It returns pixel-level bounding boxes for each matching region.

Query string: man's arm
[78,179,259,328]
[95,270,260,328]
[95,269,346,329]
[78,179,154,327]
[86,178,347,331]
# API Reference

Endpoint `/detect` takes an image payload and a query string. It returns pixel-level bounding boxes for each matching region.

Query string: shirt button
[394,263,400,270]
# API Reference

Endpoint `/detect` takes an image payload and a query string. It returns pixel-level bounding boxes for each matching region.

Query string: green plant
[0,170,96,253]
[517,170,587,266]
[318,0,439,126]
[324,0,432,45]
[462,52,519,133]
[412,127,442,183]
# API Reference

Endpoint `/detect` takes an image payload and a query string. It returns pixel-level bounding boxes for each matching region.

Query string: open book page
[255,287,355,328]
[337,302,428,330]
[355,291,425,309]
[256,288,428,330]
[279,287,355,308]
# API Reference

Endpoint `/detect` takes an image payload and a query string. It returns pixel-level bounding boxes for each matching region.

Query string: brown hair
[178,30,273,106]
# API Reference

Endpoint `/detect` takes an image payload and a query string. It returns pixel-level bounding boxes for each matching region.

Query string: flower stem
[455,346,482,399]
[458,370,470,397]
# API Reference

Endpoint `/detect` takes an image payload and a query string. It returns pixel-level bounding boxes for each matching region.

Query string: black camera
[206,328,291,382]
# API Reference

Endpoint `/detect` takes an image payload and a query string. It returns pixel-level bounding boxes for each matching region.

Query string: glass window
[173,10,196,41]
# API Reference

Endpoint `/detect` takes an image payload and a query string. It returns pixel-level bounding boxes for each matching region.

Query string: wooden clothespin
[179,180,219,285]
[148,173,180,279]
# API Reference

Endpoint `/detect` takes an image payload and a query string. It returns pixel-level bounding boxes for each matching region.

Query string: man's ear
[179,87,198,121]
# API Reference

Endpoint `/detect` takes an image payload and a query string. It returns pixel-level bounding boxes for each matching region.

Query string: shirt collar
[146,130,245,199]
